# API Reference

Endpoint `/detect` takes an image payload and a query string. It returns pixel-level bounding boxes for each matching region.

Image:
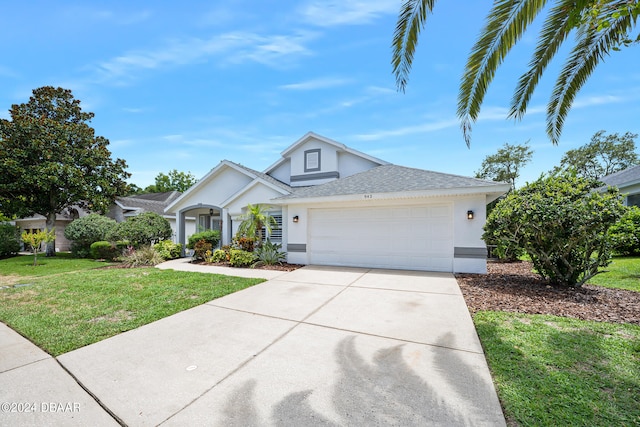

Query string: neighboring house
[166,132,510,273]
[13,206,89,252]
[107,191,196,242]
[600,164,640,207]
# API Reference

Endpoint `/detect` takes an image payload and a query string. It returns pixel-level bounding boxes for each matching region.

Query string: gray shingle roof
[226,161,292,193]
[276,165,506,200]
[117,191,182,215]
[600,164,640,188]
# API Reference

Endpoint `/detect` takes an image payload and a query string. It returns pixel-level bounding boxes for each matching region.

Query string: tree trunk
[45,212,56,257]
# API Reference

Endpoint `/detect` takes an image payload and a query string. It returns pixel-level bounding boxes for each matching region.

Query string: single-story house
[166,132,509,273]
[13,206,89,252]
[600,164,640,207]
[107,191,196,242]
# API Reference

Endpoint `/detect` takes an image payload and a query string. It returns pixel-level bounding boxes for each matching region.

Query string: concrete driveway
[4,265,505,426]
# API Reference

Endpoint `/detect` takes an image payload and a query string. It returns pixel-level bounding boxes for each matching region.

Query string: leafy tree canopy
[133,169,197,194]
[0,86,130,254]
[475,142,533,190]
[393,0,639,145]
[555,130,638,181]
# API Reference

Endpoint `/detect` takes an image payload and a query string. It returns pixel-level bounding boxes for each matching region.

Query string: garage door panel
[308,205,453,272]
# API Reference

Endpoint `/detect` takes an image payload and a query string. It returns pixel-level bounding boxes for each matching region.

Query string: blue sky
[1,1,639,188]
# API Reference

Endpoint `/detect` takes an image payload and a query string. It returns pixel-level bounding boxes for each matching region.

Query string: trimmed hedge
[107,212,172,246]
[187,230,220,250]
[90,241,119,260]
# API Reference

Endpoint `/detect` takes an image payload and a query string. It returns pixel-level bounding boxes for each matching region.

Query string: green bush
[608,206,640,255]
[212,249,228,262]
[229,249,255,267]
[121,245,164,267]
[187,230,220,250]
[153,240,183,260]
[253,239,286,266]
[90,241,119,260]
[107,212,172,246]
[483,173,626,287]
[64,214,117,257]
[0,223,20,258]
[193,239,212,261]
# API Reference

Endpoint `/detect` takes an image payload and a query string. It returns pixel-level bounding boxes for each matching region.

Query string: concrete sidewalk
[1,265,506,426]
[0,323,118,426]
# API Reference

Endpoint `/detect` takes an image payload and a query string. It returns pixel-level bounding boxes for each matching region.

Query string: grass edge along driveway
[0,261,262,356]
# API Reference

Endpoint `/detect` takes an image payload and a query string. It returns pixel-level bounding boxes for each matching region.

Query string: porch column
[222,208,230,245]
[178,210,186,256]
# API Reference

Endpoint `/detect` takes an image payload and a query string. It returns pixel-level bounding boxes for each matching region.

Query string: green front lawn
[476,311,640,426]
[0,256,262,355]
[588,256,640,292]
[0,252,110,277]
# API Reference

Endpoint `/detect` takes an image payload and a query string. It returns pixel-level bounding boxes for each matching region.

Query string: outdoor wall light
[467,210,474,220]
[209,208,214,216]
[293,215,299,223]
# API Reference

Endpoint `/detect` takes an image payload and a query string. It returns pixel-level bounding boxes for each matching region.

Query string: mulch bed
[190,260,303,272]
[456,261,640,325]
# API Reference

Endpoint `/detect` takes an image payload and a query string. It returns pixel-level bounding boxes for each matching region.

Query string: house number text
[364,194,373,199]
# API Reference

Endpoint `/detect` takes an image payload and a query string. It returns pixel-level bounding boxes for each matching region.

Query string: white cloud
[122,107,145,113]
[0,65,20,79]
[299,0,398,26]
[353,118,459,141]
[279,77,351,90]
[91,31,315,84]
[572,94,623,109]
[298,84,396,118]
[228,32,315,68]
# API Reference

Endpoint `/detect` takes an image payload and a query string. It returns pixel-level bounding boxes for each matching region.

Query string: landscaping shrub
[89,241,119,260]
[212,249,228,262]
[121,245,164,267]
[154,240,183,260]
[253,239,286,266]
[232,236,255,252]
[193,239,212,261]
[187,230,220,250]
[107,212,172,246]
[608,206,640,256]
[64,214,116,257]
[483,173,626,287]
[229,249,255,267]
[0,223,20,258]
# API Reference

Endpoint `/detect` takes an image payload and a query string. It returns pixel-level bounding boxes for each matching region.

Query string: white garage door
[308,204,453,271]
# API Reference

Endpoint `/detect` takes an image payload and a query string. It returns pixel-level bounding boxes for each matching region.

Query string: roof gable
[264,132,388,176]
[165,160,291,213]
[115,191,181,216]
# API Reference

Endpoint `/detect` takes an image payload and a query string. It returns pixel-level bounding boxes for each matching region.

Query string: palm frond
[547,11,637,143]
[509,0,580,120]
[458,0,548,147]
[392,0,438,92]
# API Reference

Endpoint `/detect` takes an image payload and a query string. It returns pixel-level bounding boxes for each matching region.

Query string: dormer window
[304,149,321,172]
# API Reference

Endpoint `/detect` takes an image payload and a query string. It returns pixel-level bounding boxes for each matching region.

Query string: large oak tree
[0,86,130,256]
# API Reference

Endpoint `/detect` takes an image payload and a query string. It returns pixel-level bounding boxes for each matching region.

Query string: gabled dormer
[265,132,388,187]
